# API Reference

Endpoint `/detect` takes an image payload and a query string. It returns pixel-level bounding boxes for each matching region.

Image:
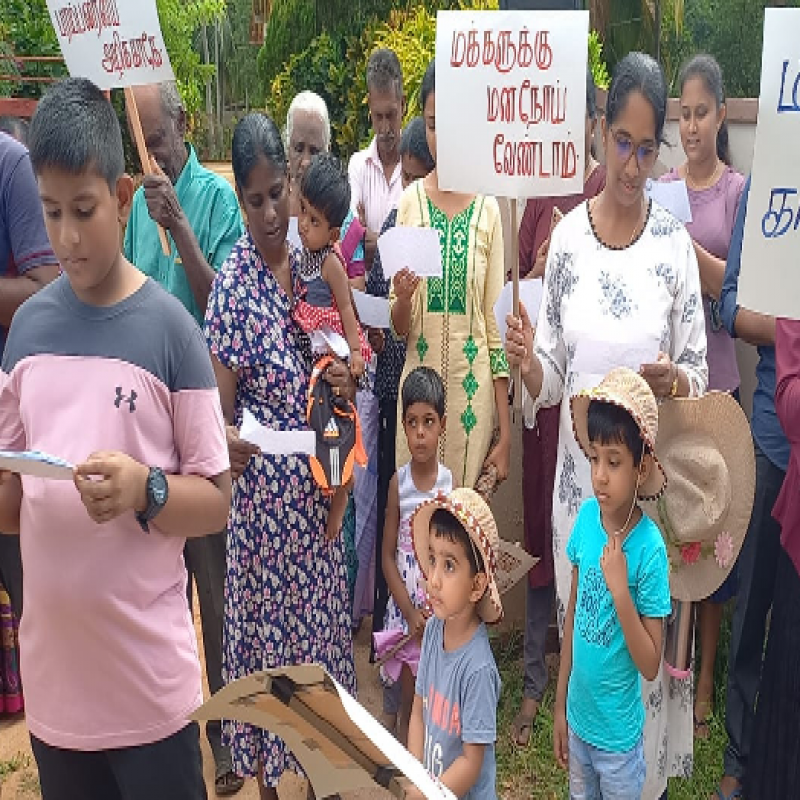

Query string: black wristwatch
[136,466,169,533]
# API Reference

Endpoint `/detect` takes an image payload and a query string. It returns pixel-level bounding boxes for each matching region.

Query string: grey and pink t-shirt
[0,275,228,750]
[661,166,746,391]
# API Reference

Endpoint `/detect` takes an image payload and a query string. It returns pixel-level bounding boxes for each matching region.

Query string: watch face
[151,471,168,505]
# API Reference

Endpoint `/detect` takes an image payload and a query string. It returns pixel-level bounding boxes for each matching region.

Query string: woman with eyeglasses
[506,52,708,798]
[659,54,746,744]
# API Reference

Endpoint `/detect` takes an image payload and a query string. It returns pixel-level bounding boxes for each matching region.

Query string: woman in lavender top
[660,53,746,740]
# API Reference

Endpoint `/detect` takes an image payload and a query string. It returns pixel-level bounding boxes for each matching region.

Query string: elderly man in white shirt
[348,48,405,271]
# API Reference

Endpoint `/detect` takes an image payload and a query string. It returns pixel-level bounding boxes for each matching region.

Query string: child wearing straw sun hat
[555,368,672,799]
[404,488,502,800]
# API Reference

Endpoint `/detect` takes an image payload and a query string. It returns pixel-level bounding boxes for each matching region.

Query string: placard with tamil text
[45,0,174,90]
[739,8,800,320]
[435,9,589,198]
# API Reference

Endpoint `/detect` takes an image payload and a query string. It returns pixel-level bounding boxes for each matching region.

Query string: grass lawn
[491,610,733,799]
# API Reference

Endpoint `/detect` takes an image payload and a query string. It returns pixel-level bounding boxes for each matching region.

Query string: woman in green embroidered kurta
[391,61,511,489]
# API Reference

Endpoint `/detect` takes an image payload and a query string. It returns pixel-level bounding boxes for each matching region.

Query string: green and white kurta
[391,181,508,488]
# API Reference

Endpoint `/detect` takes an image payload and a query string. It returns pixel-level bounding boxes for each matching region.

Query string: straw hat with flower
[410,487,504,624]
[642,392,755,602]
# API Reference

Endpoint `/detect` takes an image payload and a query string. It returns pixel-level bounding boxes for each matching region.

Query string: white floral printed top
[524,199,708,795]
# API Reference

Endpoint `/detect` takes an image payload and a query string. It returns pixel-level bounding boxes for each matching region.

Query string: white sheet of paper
[377,226,443,279]
[352,290,390,329]
[0,450,74,481]
[287,217,302,249]
[571,336,661,380]
[646,179,693,224]
[332,678,457,800]
[239,410,316,457]
[310,325,350,360]
[494,279,544,345]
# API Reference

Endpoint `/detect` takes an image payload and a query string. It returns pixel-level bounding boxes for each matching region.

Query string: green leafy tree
[156,0,225,125]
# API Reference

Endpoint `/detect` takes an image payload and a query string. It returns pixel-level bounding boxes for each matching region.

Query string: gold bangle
[669,370,679,397]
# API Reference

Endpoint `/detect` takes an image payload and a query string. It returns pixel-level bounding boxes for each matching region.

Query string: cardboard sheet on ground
[0,450,74,481]
[377,227,443,280]
[645,179,692,224]
[353,290,390,329]
[193,665,456,799]
[494,279,544,345]
[571,336,661,383]
[239,410,316,457]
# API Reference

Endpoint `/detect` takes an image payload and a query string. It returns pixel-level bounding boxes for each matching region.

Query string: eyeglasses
[610,128,658,169]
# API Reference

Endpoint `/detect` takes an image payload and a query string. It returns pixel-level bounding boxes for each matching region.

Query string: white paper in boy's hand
[493,279,543,345]
[239,409,316,457]
[645,179,693,224]
[377,226,442,279]
[0,450,74,480]
[287,217,302,249]
[571,336,661,380]
[352,290,390,329]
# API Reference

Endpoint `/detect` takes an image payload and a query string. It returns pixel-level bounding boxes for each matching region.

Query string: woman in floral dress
[506,53,708,797]
[204,113,356,799]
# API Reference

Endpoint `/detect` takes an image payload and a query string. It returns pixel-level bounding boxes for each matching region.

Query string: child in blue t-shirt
[555,368,672,799]
[406,488,502,800]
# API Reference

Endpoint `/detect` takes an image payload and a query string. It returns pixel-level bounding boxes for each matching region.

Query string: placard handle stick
[511,198,522,416]
[124,87,170,256]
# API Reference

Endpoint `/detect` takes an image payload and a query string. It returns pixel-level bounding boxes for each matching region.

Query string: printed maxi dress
[204,232,357,787]
[525,201,708,797]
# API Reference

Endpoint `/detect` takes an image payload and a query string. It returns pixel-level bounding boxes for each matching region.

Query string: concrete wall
[496,102,758,631]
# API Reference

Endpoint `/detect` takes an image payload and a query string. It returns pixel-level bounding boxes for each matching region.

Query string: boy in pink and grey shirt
[0,78,231,800]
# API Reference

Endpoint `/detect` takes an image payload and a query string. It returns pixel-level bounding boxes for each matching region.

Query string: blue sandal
[714,786,743,800]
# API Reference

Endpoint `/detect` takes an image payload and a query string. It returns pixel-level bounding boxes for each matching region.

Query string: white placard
[45,0,174,90]
[646,179,692,224]
[493,278,543,345]
[352,290,390,329]
[0,450,74,481]
[239,410,316,457]
[739,8,800,320]
[377,226,443,279]
[435,9,589,198]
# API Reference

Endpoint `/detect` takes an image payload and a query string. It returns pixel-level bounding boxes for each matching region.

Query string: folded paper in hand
[645,179,692,224]
[493,279,544,345]
[0,450,74,481]
[377,226,443,279]
[353,290,390,329]
[239,410,316,457]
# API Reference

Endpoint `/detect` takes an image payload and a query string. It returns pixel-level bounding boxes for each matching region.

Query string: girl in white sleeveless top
[378,367,452,743]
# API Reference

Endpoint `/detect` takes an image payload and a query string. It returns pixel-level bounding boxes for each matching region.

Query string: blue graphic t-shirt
[566,498,671,752]
[416,617,500,799]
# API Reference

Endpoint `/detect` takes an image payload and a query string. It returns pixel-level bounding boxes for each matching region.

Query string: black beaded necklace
[587,196,651,251]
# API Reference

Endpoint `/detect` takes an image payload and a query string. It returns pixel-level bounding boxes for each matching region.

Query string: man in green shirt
[124,82,243,324]
[124,82,244,797]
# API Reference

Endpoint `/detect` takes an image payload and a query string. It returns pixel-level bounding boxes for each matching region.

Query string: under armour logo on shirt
[114,387,137,412]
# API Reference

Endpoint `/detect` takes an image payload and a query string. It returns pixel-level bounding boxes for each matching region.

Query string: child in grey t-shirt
[406,488,503,800]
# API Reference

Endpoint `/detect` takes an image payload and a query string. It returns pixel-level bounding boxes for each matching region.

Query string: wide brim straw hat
[570,367,666,500]
[642,392,755,602]
[411,488,503,625]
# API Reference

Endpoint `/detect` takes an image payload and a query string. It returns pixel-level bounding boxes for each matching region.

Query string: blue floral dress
[204,231,356,787]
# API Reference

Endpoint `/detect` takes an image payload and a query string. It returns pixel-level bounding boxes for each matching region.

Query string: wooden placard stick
[510,198,522,417]
[124,87,170,256]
